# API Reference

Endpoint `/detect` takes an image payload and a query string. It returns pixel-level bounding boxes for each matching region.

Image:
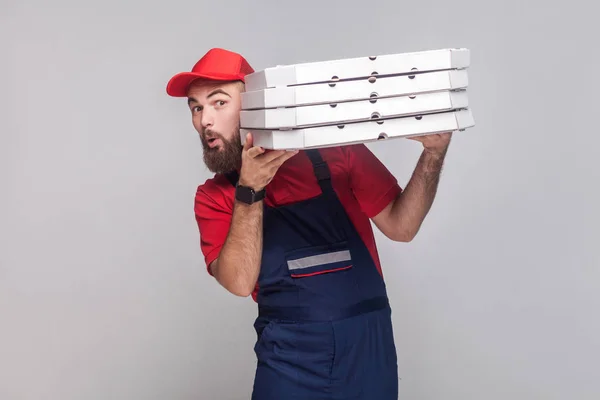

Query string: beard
[200,126,243,174]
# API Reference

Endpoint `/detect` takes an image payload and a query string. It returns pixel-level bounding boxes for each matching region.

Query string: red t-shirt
[194,143,402,301]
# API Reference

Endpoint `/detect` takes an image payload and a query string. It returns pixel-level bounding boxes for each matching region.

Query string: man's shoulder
[317,143,368,160]
[197,172,233,190]
[304,145,353,164]
[195,173,235,210]
[315,143,374,172]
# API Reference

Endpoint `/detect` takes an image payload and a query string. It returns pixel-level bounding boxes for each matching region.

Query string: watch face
[236,185,265,204]
[236,185,255,204]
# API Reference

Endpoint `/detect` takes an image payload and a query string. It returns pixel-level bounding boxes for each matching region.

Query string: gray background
[2,0,599,399]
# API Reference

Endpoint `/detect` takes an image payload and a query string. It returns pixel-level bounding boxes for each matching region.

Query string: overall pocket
[285,241,353,278]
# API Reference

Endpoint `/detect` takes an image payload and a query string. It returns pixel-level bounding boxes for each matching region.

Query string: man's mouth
[206,137,221,149]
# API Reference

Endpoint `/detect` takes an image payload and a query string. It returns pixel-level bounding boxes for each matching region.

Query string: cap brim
[166,72,244,97]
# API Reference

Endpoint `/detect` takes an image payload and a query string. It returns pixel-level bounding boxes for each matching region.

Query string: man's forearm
[392,148,447,240]
[212,200,263,296]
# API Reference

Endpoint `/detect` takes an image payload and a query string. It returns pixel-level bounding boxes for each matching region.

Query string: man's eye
[193,106,202,112]
[217,100,226,106]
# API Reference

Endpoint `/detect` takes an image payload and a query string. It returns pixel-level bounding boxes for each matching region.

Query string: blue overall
[226,149,398,399]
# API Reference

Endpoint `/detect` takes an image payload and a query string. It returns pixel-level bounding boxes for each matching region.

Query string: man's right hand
[238,132,299,191]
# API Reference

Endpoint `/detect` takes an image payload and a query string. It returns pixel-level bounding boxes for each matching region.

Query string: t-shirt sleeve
[194,182,233,276]
[344,144,403,218]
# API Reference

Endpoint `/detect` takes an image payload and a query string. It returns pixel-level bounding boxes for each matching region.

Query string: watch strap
[235,183,265,204]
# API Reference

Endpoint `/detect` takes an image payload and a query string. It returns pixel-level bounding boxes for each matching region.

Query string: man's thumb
[243,132,253,150]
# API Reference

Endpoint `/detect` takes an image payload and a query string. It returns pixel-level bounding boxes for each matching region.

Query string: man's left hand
[408,131,453,156]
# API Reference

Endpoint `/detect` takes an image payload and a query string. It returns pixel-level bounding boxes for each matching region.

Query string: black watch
[235,183,265,205]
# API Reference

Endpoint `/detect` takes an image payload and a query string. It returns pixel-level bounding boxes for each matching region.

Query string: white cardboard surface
[241,69,468,110]
[240,109,475,150]
[244,48,469,91]
[240,90,468,129]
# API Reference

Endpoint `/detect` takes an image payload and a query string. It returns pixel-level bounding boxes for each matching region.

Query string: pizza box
[240,109,475,150]
[241,69,468,109]
[244,48,470,91]
[240,90,468,129]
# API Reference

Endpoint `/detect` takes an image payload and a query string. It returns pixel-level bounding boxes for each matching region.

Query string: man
[166,48,452,399]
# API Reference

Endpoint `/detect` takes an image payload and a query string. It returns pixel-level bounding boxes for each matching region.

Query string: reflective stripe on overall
[226,149,398,400]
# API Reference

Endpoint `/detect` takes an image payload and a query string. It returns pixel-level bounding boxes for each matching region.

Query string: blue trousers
[252,307,398,400]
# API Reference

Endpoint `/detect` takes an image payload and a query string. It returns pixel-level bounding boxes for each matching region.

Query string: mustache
[203,129,224,140]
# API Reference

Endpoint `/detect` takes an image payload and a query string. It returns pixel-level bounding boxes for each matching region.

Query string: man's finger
[268,150,299,166]
[243,132,255,152]
[248,146,265,158]
[261,149,291,163]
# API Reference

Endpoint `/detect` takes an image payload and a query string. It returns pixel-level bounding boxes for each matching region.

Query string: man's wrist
[417,146,448,177]
[423,145,448,160]
[235,183,266,205]
[237,177,264,192]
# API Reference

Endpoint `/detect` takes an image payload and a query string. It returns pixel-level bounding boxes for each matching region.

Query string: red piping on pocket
[290,265,352,278]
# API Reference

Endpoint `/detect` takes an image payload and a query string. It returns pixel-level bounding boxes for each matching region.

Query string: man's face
[186,79,244,174]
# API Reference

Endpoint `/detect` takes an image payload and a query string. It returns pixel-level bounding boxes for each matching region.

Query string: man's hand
[238,133,299,191]
[408,131,453,156]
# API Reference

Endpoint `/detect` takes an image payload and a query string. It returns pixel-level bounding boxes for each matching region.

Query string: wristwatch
[235,183,266,205]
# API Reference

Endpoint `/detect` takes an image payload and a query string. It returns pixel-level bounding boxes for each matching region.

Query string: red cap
[166,48,254,97]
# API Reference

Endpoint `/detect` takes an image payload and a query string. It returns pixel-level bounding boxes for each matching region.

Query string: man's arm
[209,133,298,297]
[372,132,452,242]
[210,200,263,297]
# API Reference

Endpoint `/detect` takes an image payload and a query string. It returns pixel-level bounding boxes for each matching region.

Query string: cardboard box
[240,90,468,129]
[240,109,475,150]
[241,69,468,109]
[244,48,469,91]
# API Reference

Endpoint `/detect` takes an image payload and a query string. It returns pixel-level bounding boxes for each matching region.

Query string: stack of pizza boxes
[239,48,474,150]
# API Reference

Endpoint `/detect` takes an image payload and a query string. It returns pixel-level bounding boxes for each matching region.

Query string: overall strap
[305,149,334,194]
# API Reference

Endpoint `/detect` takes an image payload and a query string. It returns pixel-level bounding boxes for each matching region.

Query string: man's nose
[201,109,214,128]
